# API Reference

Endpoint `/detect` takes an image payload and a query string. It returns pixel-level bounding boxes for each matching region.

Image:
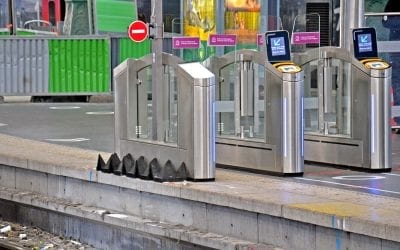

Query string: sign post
[128,20,148,42]
[151,0,164,141]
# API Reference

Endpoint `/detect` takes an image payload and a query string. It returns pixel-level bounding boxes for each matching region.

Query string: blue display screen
[265,31,291,62]
[270,37,286,56]
[353,28,378,59]
[357,33,372,53]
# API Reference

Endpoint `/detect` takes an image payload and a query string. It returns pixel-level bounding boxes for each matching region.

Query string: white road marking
[107,214,128,219]
[86,111,114,115]
[49,106,81,110]
[0,123,7,126]
[295,177,400,195]
[383,173,400,177]
[45,138,90,142]
[332,175,385,181]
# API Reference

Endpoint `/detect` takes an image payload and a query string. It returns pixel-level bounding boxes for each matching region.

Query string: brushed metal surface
[296,47,392,170]
[114,53,216,180]
[206,49,304,174]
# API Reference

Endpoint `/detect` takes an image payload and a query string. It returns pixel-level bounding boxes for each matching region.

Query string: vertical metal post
[151,0,164,141]
[87,0,94,35]
[216,0,225,56]
[340,0,365,50]
[8,0,17,35]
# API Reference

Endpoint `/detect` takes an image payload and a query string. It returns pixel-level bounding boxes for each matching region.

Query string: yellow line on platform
[289,202,372,217]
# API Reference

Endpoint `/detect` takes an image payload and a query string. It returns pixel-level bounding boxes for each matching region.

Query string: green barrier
[48,38,110,93]
[119,38,151,63]
[0,31,35,36]
[96,0,137,33]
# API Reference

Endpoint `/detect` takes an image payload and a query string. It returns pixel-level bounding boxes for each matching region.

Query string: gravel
[0,219,95,250]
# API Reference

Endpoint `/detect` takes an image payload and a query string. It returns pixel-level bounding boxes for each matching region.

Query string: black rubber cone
[150,158,162,182]
[104,153,120,174]
[113,161,123,176]
[96,154,106,171]
[137,156,151,180]
[175,162,188,181]
[122,154,137,178]
[160,160,177,182]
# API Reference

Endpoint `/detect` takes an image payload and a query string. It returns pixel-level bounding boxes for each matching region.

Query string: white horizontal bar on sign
[131,29,146,34]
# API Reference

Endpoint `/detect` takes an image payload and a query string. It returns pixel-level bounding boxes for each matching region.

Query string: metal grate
[306,2,330,47]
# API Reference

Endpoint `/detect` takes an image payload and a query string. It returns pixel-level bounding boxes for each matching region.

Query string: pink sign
[292,32,320,45]
[257,34,264,46]
[208,34,237,46]
[172,37,200,49]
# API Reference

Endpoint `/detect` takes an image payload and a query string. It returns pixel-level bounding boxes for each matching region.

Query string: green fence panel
[0,31,35,36]
[119,38,151,63]
[48,38,110,93]
[96,0,137,33]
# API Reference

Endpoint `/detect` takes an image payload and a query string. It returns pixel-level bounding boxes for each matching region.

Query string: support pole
[340,0,365,50]
[151,0,164,141]
[8,0,16,35]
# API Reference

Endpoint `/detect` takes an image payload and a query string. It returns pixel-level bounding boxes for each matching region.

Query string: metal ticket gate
[113,53,216,181]
[294,47,392,170]
[203,49,304,175]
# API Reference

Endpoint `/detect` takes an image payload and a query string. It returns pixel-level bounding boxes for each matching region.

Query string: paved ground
[0,103,114,152]
[0,102,399,199]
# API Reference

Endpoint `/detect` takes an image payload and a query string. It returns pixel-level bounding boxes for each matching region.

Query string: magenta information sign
[292,32,320,45]
[172,37,200,49]
[208,34,237,46]
[257,34,264,46]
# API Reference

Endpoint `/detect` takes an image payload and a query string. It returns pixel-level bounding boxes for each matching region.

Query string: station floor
[0,102,399,199]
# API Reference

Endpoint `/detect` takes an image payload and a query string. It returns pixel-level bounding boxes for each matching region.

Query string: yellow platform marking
[289,202,373,217]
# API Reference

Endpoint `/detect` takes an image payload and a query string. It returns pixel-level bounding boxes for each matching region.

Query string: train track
[0,240,26,250]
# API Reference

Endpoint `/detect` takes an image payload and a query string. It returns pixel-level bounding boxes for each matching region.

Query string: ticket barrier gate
[293,46,392,170]
[112,53,216,181]
[203,49,304,175]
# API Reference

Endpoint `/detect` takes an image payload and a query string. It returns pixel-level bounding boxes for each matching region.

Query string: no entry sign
[128,20,148,42]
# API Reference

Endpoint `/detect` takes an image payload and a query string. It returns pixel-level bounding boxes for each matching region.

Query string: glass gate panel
[303,58,351,137]
[216,61,265,140]
[129,66,153,140]
[303,61,319,132]
[330,59,351,136]
[163,64,178,144]
[128,64,179,144]
[253,63,265,139]
[217,63,236,136]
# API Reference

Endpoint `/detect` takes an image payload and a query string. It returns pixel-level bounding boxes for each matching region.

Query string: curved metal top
[203,49,297,79]
[292,46,391,77]
[292,47,354,65]
[203,49,268,69]
[113,52,184,77]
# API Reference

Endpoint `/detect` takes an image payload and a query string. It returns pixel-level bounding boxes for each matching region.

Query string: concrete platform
[0,133,399,249]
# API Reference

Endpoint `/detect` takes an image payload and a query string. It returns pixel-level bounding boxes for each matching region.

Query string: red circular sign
[128,20,148,42]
